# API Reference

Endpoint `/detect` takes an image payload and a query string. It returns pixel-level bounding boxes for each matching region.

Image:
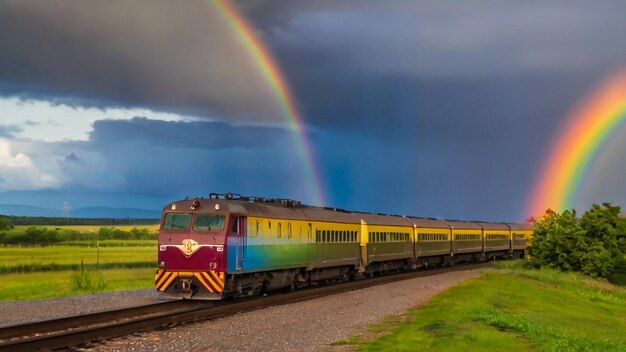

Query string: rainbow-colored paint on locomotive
[156,193,533,300]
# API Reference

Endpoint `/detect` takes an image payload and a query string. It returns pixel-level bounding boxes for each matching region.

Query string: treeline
[530,203,626,278]
[0,215,159,226]
[0,226,157,244]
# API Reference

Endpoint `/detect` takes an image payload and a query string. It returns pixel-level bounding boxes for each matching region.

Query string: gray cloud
[0,116,312,202]
[2,1,626,219]
[0,124,22,137]
[2,0,625,130]
[0,0,283,122]
[89,117,289,149]
[264,1,626,78]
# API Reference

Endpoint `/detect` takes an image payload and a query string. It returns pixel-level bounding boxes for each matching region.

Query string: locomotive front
[155,198,230,299]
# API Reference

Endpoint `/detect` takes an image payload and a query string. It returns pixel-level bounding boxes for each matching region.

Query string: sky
[1,0,626,222]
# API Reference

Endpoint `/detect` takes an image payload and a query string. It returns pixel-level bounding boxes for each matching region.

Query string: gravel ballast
[66,269,485,352]
[0,289,164,328]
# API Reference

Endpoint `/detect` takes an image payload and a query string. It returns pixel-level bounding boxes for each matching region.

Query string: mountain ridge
[0,204,160,219]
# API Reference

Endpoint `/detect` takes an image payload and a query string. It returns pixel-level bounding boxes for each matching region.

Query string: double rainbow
[211,0,325,206]
[526,70,626,217]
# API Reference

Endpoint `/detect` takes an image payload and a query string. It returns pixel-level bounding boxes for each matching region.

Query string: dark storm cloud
[261,1,626,78]
[2,1,626,219]
[0,0,281,122]
[2,0,625,130]
[255,0,626,134]
[89,117,288,149]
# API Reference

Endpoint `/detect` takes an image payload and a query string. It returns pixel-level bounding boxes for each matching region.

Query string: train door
[230,215,246,271]
[306,223,315,270]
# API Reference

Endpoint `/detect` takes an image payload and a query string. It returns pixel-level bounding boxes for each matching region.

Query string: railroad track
[0,262,490,351]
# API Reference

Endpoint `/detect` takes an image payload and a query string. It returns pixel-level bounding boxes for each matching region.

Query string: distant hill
[0,204,59,217]
[71,207,160,219]
[0,204,160,219]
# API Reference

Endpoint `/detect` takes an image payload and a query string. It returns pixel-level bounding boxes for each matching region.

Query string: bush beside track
[529,203,626,280]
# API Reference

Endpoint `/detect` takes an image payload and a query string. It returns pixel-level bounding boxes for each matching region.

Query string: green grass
[0,268,155,301]
[12,224,159,233]
[340,261,626,352]
[0,245,156,273]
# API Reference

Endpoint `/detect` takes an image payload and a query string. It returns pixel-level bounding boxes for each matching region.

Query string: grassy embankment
[0,225,158,301]
[335,260,626,351]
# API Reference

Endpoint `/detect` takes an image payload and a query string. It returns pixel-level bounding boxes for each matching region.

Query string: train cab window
[163,213,191,231]
[193,214,225,231]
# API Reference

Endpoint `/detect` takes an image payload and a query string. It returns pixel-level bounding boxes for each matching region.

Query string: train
[155,193,533,300]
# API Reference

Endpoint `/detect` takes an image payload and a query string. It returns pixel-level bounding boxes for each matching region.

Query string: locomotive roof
[164,195,530,229]
[164,198,413,226]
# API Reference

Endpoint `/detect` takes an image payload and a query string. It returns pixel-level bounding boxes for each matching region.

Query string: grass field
[0,222,160,301]
[0,268,155,301]
[336,261,626,351]
[0,243,158,301]
[12,224,159,233]
[0,245,156,273]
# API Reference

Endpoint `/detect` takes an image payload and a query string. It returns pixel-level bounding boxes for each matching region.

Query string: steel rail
[0,262,490,352]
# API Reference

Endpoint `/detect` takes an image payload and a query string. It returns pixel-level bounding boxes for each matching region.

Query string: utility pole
[62,201,71,220]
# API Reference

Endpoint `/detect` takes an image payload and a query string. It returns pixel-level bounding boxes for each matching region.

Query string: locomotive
[155,193,533,300]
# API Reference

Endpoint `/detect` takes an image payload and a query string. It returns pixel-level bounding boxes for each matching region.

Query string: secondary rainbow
[210,0,325,206]
[526,70,626,217]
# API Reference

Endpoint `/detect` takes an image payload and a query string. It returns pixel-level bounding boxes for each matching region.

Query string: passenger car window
[193,214,225,231]
[163,213,191,231]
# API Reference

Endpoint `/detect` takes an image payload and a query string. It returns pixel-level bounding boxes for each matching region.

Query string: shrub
[71,261,106,291]
[530,203,625,278]
[0,216,12,231]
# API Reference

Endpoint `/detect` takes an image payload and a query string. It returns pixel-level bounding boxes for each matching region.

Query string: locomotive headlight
[159,261,166,268]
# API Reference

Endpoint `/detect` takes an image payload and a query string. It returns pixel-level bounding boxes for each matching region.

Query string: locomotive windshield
[193,214,225,231]
[163,213,191,231]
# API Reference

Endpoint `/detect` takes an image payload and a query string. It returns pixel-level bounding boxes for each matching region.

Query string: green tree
[0,216,12,231]
[530,209,587,272]
[530,204,624,278]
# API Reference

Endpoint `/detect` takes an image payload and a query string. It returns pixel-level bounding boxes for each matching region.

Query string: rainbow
[526,70,626,217]
[210,0,325,206]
